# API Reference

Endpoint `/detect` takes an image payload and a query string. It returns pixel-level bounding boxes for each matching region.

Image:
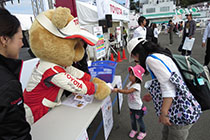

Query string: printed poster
[116,76,123,111]
[77,129,89,140]
[93,26,106,59]
[101,96,113,140]
[116,26,121,43]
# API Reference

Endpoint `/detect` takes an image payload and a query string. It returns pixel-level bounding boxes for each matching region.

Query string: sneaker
[129,130,137,138]
[137,132,147,140]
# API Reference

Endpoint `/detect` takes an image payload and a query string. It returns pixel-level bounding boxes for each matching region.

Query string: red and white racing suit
[23,60,95,124]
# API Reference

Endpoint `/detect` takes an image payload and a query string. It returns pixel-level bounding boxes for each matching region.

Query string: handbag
[146,54,202,125]
[172,55,210,111]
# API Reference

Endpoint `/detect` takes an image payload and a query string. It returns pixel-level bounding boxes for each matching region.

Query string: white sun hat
[36,12,98,46]
[127,37,147,62]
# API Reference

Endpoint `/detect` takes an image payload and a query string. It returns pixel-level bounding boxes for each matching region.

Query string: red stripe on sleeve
[79,72,91,81]
[83,81,95,95]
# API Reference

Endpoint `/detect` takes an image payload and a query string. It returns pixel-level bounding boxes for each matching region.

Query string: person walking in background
[127,37,202,140]
[202,22,210,66]
[112,65,147,140]
[123,26,128,46]
[168,20,174,45]
[0,8,31,139]
[133,16,147,39]
[180,14,196,56]
[146,19,154,42]
[178,21,184,38]
[173,23,178,34]
[153,23,160,44]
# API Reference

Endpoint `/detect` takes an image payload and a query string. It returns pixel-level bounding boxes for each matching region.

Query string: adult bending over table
[126,38,202,140]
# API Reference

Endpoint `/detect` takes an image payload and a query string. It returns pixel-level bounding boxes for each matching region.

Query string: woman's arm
[159,97,173,125]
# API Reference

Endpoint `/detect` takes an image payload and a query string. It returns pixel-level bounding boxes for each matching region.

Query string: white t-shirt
[153,28,160,38]
[146,53,183,98]
[127,82,143,110]
[133,26,147,39]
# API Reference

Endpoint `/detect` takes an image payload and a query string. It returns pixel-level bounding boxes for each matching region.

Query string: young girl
[112,64,147,140]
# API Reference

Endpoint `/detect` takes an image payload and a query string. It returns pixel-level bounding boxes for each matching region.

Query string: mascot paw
[92,78,111,100]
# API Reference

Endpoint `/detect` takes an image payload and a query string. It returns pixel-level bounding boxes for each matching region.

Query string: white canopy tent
[76,1,98,26]
[76,1,129,60]
[13,14,34,30]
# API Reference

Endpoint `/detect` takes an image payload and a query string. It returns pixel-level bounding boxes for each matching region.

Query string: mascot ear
[51,7,72,29]
[73,40,85,62]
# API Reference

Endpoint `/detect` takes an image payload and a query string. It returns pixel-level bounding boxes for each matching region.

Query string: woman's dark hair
[131,38,171,70]
[153,23,157,29]
[149,23,154,28]
[0,8,20,38]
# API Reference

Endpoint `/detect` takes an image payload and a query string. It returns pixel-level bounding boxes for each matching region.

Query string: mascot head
[29,7,98,66]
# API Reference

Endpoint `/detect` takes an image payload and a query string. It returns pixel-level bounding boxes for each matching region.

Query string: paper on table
[74,94,94,103]
[62,95,88,109]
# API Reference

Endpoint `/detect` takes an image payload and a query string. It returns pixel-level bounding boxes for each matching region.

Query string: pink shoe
[129,130,137,138]
[137,132,146,140]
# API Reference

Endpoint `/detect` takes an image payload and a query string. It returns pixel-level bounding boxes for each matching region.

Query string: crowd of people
[0,6,209,140]
[114,13,209,140]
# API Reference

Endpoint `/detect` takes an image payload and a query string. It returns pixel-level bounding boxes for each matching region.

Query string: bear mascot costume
[23,7,111,125]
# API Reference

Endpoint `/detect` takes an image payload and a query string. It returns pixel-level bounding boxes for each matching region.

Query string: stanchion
[122,48,127,60]
[116,51,122,62]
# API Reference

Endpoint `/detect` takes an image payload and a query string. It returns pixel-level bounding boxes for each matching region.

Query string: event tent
[76,1,98,26]
[13,14,34,30]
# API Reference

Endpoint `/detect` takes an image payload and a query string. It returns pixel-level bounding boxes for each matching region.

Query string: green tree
[130,0,139,13]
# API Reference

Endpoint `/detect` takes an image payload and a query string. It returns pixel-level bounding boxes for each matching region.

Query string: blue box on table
[88,60,117,83]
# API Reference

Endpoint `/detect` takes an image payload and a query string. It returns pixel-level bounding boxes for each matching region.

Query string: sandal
[129,130,137,138]
[137,132,146,140]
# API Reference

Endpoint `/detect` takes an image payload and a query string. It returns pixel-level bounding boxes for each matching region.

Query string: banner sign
[93,26,106,60]
[101,96,113,140]
[77,129,89,140]
[116,26,121,43]
[96,0,129,21]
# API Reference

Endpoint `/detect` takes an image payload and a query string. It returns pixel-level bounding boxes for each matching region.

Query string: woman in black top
[0,8,31,140]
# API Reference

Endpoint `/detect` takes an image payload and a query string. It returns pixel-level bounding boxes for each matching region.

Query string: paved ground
[19,29,210,140]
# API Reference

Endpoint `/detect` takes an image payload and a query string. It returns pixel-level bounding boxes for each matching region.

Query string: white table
[31,76,121,140]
